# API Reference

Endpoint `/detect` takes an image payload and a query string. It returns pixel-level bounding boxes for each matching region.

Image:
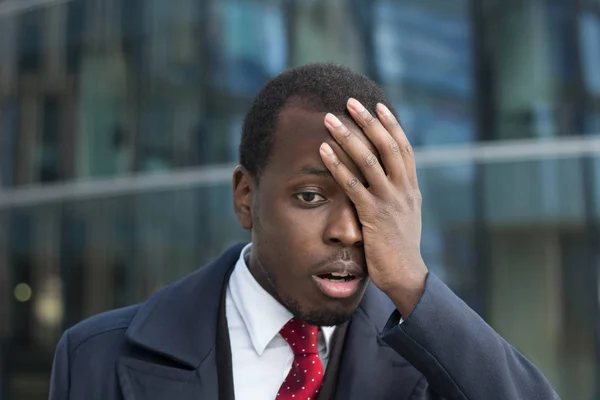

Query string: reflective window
[0,1,599,399]
[375,0,475,146]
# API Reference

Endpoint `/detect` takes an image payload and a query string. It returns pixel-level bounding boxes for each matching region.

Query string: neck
[247,248,287,307]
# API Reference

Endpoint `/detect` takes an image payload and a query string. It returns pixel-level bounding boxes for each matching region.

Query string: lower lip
[312,275,363,299]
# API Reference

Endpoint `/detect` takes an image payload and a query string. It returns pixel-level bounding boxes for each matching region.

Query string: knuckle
[364,113,378,127]
[389,139,401,155]
[406,191,422,208]
[376,204,395,219]
[365,154,378,167]
[387,114,401,127]
[347,176,360,189]
[342,127,353,140]
[403,144,414,156]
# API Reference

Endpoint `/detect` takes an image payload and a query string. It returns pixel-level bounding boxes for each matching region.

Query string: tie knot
[279,318,320,355]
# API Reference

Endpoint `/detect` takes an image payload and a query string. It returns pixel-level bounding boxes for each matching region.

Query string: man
[49,63,559,399]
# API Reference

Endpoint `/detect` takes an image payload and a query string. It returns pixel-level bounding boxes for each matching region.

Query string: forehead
[264,106,375,177]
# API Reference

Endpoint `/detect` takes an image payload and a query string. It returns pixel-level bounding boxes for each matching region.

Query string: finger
[346,98,407,183]
[376,103,418,189]
[324,113,386,190]
[319,142,371,205]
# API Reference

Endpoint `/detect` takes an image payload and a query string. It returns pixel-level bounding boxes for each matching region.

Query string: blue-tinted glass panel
[374,0,475,146]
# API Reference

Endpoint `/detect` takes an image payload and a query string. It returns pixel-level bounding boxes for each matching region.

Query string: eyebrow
[287,166,332,181]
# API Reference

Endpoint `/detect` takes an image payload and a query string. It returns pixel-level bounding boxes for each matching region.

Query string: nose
[324,200,363,247]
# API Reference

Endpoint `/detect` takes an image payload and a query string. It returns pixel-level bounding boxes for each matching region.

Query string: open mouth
[311,260,366,299]
[317,272,356,282]
[312,273,363,299]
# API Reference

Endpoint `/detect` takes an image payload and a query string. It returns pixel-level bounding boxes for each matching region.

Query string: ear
[232,165,255,230]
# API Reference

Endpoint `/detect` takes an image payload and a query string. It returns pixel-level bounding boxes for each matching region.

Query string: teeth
[330,272,350,277]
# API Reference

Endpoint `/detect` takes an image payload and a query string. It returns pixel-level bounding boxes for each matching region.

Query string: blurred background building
[0,0,599,398]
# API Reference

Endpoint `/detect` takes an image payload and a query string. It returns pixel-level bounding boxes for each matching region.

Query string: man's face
[234,106,378,326]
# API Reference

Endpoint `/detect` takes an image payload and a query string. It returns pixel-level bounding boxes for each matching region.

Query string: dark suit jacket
[49,244,559,399]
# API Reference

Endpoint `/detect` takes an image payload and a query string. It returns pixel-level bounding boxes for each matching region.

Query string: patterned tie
[276,318,324,400]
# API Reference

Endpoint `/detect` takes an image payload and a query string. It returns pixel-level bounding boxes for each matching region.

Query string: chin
[286,298,359,327]
[299,311,355,327]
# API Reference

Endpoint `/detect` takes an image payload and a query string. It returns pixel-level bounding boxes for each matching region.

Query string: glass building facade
[0,0,599,398]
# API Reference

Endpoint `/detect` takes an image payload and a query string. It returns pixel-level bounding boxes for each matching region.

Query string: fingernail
[320,142,335,159]
[347,98,365,113]
[325,113,342,128]
[377,103,392,116]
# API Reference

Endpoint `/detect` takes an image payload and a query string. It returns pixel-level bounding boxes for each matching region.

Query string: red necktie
[276,318,324,400]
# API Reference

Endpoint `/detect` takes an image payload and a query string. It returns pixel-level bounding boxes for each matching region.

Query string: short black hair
[239,62,395,180]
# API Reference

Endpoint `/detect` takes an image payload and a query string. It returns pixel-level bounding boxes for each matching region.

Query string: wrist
[383,263,428,318]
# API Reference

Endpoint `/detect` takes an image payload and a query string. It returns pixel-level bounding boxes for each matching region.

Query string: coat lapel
[116,244,245,400]
[117,355,216,400]
[334,284,424,400]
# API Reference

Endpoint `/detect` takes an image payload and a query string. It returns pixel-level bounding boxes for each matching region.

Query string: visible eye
[294,192,327,204]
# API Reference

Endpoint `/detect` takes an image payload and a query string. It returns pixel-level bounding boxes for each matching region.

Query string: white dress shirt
[226,244,336,400]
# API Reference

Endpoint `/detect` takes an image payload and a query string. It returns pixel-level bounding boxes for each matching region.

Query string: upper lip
[312,261,367,279]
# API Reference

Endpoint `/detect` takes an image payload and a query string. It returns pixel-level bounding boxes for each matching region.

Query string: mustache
[311,249,367,277]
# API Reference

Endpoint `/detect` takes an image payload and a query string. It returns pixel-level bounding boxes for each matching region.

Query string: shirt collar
[228,243,335,356]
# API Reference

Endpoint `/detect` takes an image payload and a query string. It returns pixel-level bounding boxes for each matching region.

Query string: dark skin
[233,99,427,325]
